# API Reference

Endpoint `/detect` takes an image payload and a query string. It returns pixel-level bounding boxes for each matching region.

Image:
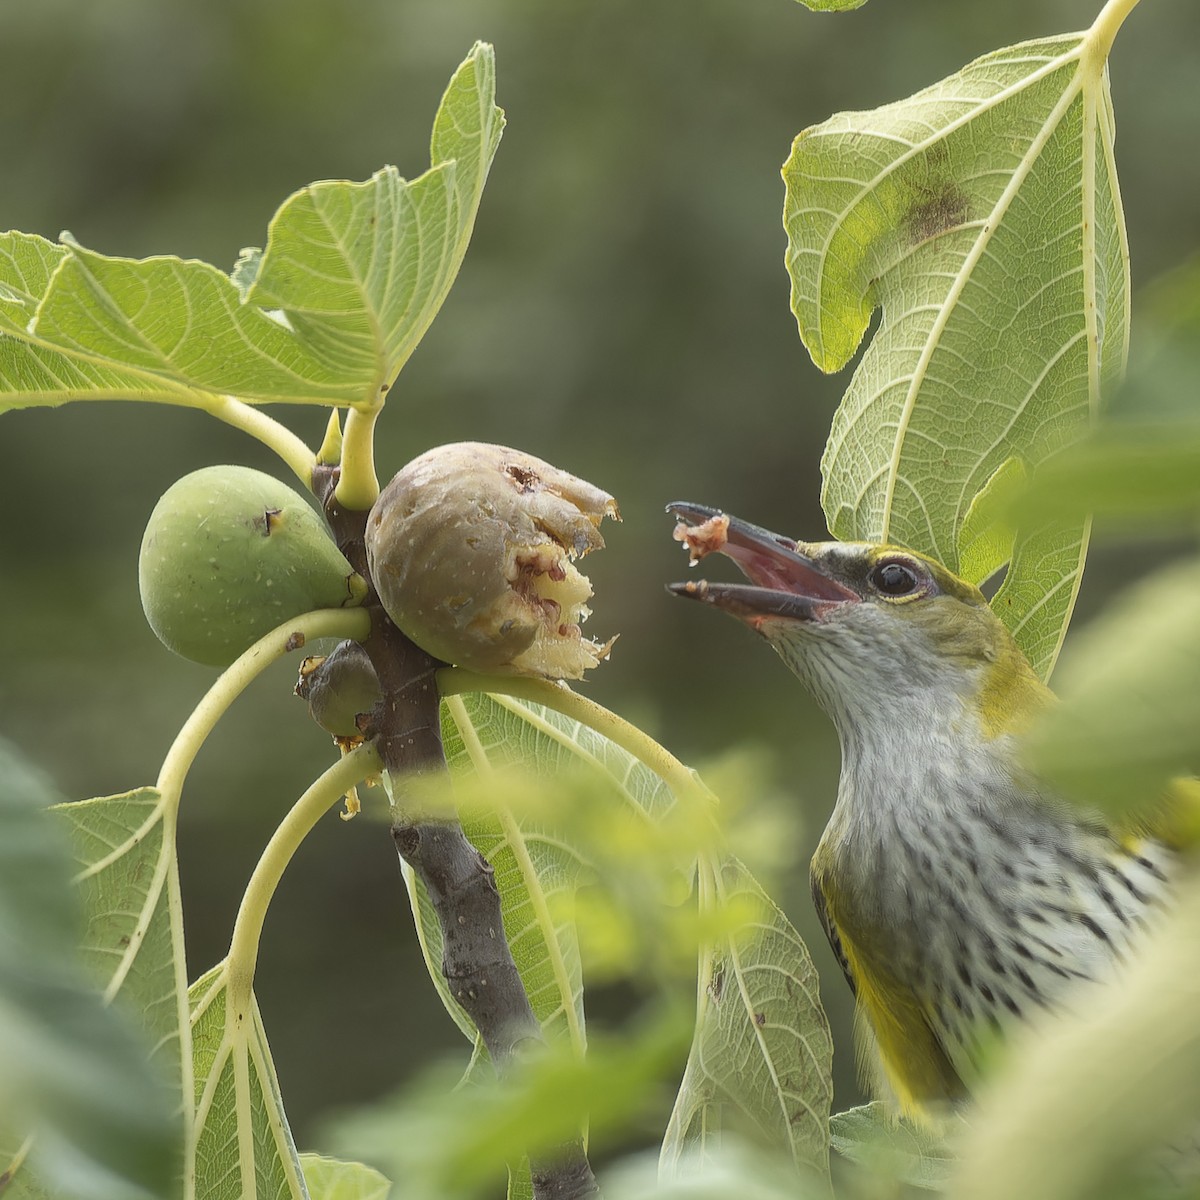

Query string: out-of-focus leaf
[661,855,833,1181]
[326,1018,687,1200]
[952,871,1200,1200]
[405,691,679,1052]
[829,1102,958,1191]
[1113,256,1200,422]
[1006,424,1200,527]
[957,457,1026,588]
[399,687,711,1200]
[0,740,179,1199]
[300,1153,390,1200]
[189,961,308,1200]
[1025,556,1200,814]
[784,29,1129,678]
[603,1141,828,1199]
[0,42,502,414]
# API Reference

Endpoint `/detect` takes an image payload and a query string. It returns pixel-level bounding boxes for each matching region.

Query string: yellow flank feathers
[838,932,962,1120]
[812,865,962,1120]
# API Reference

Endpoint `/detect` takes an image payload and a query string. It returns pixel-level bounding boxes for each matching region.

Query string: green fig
[139,465,367,667]
[296,640,381,738]
[365,442,618,679]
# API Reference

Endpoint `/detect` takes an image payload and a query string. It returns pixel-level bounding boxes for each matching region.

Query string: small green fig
[139,465,367,667]
[365,442,618,679]
[296,640,381,738]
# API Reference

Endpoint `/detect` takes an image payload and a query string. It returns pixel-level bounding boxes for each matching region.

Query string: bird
[666,500,1180,1121]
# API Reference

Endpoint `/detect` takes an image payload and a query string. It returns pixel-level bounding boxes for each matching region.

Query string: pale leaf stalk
[334,404,381,510]
[226,743,380,1008]
[154,607,369,1193]
[1087,0,1143,63]
[199,393,318,490]
[439,670,720,839]
[154,606,371,804]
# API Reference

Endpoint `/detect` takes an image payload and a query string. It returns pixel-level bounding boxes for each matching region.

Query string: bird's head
[668,502,1051,743]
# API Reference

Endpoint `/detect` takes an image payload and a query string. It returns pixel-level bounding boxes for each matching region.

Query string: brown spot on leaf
[707,961,725,1003]
[905,180,970,245]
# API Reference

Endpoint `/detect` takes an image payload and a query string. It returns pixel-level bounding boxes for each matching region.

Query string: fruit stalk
[226,742,382,1008]
[201,393,317,488]
[317,468,600,1200]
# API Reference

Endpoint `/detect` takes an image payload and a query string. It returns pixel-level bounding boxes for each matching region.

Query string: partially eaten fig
[365,443,618,679]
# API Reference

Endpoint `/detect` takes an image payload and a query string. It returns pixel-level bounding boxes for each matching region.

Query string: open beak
[666,501,860,626]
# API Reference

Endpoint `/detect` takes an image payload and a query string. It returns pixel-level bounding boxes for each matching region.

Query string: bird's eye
[871,559,921,597]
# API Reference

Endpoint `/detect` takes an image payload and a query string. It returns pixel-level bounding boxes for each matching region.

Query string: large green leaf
[660,855,832,1181]
[53,789,189,1087]
[189,962,307,1200]
[0,234,68,333]
[0,743,178,1199]
[784,29,1129,677]
[403,691,833,1186]
[0,42,502,414]
[27,243,358,406]
[0,234,203,406]
[246,41,503,394]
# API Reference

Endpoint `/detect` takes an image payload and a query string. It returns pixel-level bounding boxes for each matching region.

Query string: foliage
[2,1,1195,1199]
[1012,259,1200,815]
[783,25,1128,680]
[0,741,178,1199]
[827,1103,958,1192]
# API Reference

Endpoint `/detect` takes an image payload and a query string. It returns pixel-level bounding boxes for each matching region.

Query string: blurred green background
[1,0,1197,1154]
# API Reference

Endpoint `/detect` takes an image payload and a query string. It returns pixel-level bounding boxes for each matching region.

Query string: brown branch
[318,465,599,1200]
